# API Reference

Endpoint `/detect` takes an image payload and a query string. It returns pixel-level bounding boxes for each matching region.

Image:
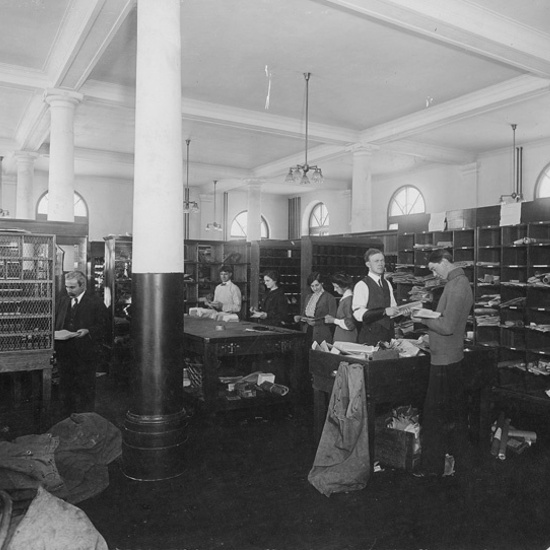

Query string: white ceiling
[1,0,550,196]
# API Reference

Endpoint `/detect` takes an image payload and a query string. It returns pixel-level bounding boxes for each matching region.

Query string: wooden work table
[309,346,497,466]
[183,316,306,413]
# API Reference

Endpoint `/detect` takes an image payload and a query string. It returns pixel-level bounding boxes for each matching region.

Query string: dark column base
[122,409,188,481]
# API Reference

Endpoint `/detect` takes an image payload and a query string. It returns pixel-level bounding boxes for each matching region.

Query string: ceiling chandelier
[183,139,200,214]
[500,124,523,204]
[285,72,323,185]
[205,180,222,232]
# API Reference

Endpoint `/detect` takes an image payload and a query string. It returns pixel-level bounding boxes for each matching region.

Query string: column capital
[347,143,379,156]
[43,88,83,107]
[14,151,39,163]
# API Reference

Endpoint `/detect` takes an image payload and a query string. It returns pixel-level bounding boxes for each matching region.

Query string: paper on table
[54,330,78,340]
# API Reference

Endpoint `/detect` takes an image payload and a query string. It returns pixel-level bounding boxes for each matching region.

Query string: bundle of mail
[188,307,239,322]
[312,337,424,358]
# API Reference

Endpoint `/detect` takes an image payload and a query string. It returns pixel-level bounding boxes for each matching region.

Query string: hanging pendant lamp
[205,180,223,231]
[285,73,323,185]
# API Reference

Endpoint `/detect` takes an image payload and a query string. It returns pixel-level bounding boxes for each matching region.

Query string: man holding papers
[410,249,474,477]
[352,248,399,345]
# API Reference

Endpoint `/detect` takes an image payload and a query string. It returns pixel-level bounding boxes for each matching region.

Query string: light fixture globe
[286,73,323,186]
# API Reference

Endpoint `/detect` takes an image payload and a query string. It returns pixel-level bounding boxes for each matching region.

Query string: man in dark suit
[55,270,108,416]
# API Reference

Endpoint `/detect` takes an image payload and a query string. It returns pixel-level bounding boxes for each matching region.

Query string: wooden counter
[309,346,497,467]
[183,316,305,413]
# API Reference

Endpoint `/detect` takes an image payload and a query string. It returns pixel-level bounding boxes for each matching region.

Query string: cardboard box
[374,426,420,471]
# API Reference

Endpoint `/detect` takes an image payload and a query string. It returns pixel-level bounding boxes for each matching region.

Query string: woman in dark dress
[250,270,288,327]
[325,272,357,343]
[294,271,337,345]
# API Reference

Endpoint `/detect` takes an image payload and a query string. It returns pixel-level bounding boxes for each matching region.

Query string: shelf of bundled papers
[498,358,550,376]
[500,281,528,288]
[528,272,550,286]
[527,322,550,332]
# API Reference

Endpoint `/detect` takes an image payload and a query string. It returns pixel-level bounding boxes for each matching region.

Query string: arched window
[387,185,425,229]
[230,211,269,240]
[36,191,88,222]
[535,163,550,198]
[309,202,329,236]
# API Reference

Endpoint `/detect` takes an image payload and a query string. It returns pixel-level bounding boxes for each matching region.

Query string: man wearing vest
[54,270,108,417]
[352,248,399,345]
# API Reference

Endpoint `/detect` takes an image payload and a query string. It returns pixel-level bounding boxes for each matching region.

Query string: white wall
[293,139,550,235]
[3,137,550,242]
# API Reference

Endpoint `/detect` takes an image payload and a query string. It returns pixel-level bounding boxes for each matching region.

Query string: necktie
[378,278,383,289]
[71,298,78,310]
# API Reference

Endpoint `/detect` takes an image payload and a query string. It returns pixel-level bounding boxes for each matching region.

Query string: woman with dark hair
[250,270,289,327]
[325,272,357,343]
[294,271,337,345]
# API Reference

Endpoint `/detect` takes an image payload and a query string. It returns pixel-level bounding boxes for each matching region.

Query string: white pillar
[44,89,82,222]
[122,0,186,482]
[246,179,262,242]
[15,152,39,219]
[132,0,183,271]
[350,145,378,233]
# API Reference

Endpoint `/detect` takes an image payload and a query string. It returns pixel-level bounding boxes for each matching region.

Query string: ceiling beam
[360,75,550,144]
[82,80,359,144]
[315,0,550,77]
[59,0,136,89]
[383,139,476,165]
[253,144,348,178]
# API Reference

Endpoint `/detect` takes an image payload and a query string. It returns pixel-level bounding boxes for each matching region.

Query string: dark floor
[74,374,550,550]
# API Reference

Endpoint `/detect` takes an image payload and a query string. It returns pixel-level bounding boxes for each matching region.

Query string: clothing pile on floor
[0,413,120,550]
[0,412,121,504]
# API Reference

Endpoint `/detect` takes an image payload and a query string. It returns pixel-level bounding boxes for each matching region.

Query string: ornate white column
[246,179,263,242]
[122,0,186,482]
[15,152,39,219]
[43,89,82,221]
[350,144,378,233]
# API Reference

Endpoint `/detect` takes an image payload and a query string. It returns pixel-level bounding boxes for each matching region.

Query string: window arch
[309,202,329,236]
[387,185,425,229]
[230,211,269,240]
[36,191,88,222]
[535,163,550,199]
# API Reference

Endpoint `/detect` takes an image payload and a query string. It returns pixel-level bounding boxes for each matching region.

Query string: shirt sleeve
[388,281,397,307]
[335,296,355,330]
[334,318,351,330]
[352,280,369,322]
[225,284,242,313]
